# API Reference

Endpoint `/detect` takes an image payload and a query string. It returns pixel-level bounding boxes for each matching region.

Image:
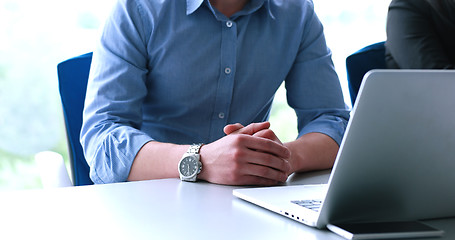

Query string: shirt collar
[186,0,204,15]
[186,0,274,19]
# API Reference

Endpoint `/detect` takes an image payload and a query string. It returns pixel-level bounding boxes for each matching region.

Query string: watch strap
[187,143,203,154]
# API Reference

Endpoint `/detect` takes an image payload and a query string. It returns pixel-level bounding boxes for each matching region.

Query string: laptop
[233,70,455,229]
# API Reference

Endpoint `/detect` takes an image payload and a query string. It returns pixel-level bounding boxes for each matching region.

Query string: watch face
[179,156,199,177]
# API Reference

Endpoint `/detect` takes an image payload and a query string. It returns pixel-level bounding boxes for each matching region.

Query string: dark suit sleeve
[385,0,455,69]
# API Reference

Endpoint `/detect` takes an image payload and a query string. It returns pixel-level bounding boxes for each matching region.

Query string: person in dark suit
[386,0,455,69]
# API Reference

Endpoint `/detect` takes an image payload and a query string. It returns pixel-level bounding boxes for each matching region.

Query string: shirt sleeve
[385,0,455,69]
[80,0,153,184]
[285,1,350,145]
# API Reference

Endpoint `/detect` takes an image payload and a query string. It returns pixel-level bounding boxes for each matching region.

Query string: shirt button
[218,112,225,119]
[226,21,233,28]
[224,67,231,74]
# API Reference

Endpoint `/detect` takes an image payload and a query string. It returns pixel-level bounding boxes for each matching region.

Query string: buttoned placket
[209,19,237,140]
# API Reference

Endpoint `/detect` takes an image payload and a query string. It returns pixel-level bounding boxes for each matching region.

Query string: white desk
[0,171,453,239]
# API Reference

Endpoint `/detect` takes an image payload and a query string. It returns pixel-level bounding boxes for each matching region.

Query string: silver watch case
[178,153,202,182]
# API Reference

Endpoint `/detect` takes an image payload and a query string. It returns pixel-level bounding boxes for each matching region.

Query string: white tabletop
[0,170,453,240]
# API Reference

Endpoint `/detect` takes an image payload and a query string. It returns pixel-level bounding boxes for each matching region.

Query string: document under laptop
[233,70,455,229]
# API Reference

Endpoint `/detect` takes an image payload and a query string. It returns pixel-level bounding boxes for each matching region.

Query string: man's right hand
[197,122,291,186]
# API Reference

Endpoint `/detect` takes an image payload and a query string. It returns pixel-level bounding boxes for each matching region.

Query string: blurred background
[0,0,391,190]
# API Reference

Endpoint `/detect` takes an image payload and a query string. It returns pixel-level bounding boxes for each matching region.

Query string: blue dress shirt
[81,0,350,184]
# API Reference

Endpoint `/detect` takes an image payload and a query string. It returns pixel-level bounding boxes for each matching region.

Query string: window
[0,0,116,190]
[270,0,391,141]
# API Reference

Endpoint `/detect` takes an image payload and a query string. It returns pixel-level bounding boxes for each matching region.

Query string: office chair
[346,41,386,105]
[57,52,93,186]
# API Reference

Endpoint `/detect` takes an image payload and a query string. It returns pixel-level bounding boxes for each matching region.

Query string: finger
[253,129,283,144]
[228,122,271,135]
[240,122,271,135]
[224,123,244,135]
[244,150,291,173]
[239,135,291,159]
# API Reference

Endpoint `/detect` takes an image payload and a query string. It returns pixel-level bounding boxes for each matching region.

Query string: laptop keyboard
[291,200,322,212]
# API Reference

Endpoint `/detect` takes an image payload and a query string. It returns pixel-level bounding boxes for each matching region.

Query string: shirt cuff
[89,132,154,184]
[298,115,348,146]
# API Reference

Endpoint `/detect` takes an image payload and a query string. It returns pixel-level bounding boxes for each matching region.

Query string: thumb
[224,123,244,135]
[224,122,271,135]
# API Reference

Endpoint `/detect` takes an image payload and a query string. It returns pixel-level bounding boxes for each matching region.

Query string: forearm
[284,132,339,173]
[127,141,188,181]
[129,122,294,185]
[128,131,290,186]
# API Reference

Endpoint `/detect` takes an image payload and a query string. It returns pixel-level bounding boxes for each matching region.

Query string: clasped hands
[197,122,291,186]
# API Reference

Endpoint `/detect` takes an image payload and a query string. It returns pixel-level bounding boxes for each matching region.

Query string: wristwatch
[178,144,203,182]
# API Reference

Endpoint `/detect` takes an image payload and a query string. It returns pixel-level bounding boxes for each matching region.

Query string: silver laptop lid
[318,70,455,227]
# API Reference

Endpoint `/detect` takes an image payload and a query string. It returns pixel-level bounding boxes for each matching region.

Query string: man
[81,0,350,185]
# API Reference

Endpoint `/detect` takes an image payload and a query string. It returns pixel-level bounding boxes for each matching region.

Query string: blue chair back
[346,41,386,105]
[57,52,93,186]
